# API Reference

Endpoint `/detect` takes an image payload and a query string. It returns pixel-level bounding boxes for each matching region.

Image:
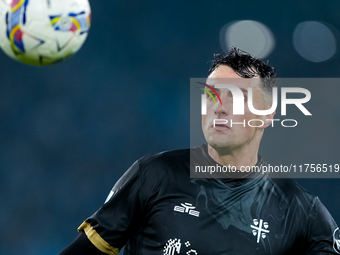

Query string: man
[60,48,339,255]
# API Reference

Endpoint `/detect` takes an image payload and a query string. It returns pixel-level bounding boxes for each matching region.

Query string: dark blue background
[0,1,339,254]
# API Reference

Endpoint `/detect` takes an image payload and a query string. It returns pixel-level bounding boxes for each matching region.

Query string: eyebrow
[208,85,248,94]
[199,82,223,105]
[207,86,220,93]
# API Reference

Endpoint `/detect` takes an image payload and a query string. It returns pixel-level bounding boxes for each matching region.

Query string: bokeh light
[293,21,337,62]
[220,20,275,58]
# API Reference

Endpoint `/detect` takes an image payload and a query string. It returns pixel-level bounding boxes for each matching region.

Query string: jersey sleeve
[78,159,145,255]
[303,197,339,254]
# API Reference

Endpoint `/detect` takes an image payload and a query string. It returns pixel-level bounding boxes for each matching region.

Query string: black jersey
[78,145,339,255]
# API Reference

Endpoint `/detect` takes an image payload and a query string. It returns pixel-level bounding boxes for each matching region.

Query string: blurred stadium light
[293,21,337,62]
[219,20,275,58]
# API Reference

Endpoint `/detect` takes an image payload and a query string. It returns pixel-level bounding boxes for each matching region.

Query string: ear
[261,110,276,129]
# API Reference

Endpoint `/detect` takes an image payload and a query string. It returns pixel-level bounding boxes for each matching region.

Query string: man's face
[202,65,272,153]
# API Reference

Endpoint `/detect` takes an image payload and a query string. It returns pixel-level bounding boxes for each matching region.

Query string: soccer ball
[0,0,91,66]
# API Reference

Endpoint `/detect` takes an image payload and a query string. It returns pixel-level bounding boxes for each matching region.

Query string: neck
[207,142,260,170]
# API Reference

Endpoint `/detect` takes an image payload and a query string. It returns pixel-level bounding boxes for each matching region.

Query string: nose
[213,101,230,117]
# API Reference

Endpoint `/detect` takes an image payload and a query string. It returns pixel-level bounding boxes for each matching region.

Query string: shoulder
[109,148,189,192]
[134,148,192,181]
[131,148,193,208]
[267,176,317,209]
[138,148,191,168]
[261,176,337,232]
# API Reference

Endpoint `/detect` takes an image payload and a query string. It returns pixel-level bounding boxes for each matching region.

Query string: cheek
[248,93,267,112]
[243,107,262,120]
[202,112,213,125]
[202,115,207,126]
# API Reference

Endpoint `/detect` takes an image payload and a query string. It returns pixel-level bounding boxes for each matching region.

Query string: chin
[210,144,235,156]
[207,139,232,151]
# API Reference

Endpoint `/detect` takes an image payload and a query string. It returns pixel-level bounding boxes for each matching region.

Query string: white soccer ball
[0,0,91,66]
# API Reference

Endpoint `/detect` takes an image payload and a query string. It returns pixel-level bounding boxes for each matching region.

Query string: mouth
[211,120,230,131]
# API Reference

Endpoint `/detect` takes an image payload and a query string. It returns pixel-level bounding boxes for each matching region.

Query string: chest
[135,181,305,255]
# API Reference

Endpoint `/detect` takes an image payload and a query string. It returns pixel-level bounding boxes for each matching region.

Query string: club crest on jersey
[333,228,340,254]
[163,238,198,255]
[250,219,270,243]
[174,203,200,217]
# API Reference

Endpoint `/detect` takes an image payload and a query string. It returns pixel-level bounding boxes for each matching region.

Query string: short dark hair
[208,47,276,93]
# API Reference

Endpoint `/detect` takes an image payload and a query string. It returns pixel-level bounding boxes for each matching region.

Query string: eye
[206,90,217,98]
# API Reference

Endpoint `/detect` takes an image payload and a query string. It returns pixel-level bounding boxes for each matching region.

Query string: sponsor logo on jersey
[333,228,340,254]
[163,238,198,255]
[174,203,200,217]
[250,219,270,243]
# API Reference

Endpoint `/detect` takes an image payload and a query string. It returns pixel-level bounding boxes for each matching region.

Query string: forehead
[207,65,261,89]
[208,65,241,79]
